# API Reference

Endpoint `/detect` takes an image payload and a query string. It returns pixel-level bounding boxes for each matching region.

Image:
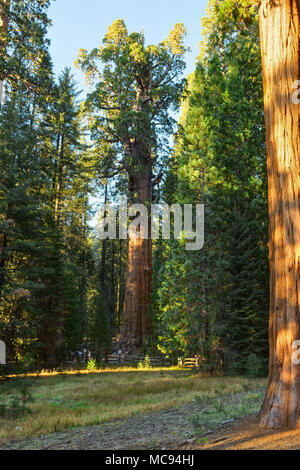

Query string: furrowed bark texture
[119,164,152,347]
[259,0,300,428]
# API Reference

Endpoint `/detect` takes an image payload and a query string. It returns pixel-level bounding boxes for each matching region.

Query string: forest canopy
[0,0,268,375]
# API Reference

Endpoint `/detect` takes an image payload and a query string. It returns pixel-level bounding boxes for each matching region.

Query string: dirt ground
[2,397,300,450]
[0,400,204,450]
[183,415,300,450]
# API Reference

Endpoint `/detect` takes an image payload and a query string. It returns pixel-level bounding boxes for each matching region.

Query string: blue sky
[47,0,209,92]
[47,0,209,222]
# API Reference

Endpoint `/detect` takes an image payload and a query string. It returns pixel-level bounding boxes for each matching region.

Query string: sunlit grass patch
[190,388,266,436]
[0,368,265,445]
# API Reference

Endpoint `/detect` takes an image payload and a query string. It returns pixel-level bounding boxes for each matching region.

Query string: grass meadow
[0,367,266,445]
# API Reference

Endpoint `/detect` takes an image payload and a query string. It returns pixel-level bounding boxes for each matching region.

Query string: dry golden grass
[0,367,265,445]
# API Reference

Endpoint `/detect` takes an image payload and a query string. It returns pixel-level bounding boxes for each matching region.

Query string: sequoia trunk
[259,0,300,428]
[119,164,152,347]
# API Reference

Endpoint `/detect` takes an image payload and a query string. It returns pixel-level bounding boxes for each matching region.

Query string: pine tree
[0,0,51,103]
[155,0,269,373]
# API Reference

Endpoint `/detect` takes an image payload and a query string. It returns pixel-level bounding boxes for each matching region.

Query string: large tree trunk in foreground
[119,164,152,348]
[259,0,300,428]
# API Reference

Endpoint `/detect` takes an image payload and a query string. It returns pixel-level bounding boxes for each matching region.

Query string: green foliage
[191,388,265,434]
[0,379,35,419]
[0,19,99,367]
[19,354,38,373]
[86,358,97,371]
[0,2,270,377]
[245,353,267,378]
[0,0,52,96]
[87,282,112,356]
[137,355,152,369]
[76,19,187,202]
[153,0,269,374]
[77,19,188,350]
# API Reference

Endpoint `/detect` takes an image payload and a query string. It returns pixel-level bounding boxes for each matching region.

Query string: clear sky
[47,0,209,92]
[47,0,209,223]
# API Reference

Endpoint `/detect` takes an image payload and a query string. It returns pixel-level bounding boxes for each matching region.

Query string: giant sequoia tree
[257,0,300,427]
[77,20,186,347]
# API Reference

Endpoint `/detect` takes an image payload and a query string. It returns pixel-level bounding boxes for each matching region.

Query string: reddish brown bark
[118,74,154,347]
[120,235,152,347]
[258,0,300,428]
[119,166,152,347]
